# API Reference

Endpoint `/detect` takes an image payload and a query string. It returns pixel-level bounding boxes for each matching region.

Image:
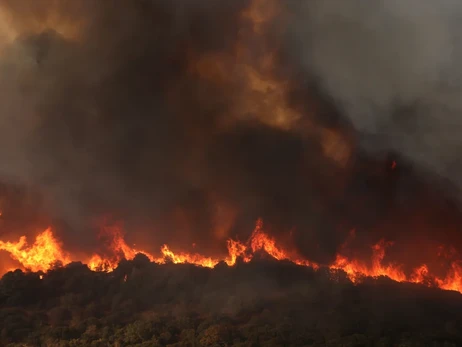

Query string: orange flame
[330,240,407,283]
[329,239,462,293]
[87,226,154,272]
[0,220,461,296]
[0,228,71,272]
[434,262,462,292]
[225,239,249,266]
[156,245,219,268]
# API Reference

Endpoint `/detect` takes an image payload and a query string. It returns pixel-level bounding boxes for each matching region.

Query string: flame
[409,264,430,284]
[83,219,461,295]
[329,239,462,293]
[246,219,318,269]
[0,220,462,295]
[87,226,154,272]
[157,245,219,268]
[85,219,313,270]
[0,228,71,272]
[225,239,250,266]
[84,219,313,270]
[434,262,462,292]
[330,240,407,283]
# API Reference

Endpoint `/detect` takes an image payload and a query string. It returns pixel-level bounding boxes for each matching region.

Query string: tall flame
[0,228,71,272]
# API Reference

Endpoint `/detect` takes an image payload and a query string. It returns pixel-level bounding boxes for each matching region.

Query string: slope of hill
[1,255,461,347]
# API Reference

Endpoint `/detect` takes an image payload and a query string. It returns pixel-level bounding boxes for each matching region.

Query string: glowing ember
[0,228,71,272]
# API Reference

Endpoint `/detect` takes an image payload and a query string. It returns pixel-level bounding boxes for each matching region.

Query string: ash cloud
[291,0,462,190]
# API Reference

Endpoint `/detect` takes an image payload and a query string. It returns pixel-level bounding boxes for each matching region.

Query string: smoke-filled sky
[0,0,462,263]
[293,0,462,183]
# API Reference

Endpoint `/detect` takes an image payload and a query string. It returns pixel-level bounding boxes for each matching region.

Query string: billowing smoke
[292,0,462,189]
[0,0,352,262]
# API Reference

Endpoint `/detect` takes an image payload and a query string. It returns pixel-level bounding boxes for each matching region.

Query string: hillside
[1,256,461,347]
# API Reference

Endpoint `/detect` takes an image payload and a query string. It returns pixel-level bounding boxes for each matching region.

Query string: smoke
[0,0,353,261]
[292,0,462,188]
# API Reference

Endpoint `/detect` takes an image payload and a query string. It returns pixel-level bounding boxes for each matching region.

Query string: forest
[1,255,462,347]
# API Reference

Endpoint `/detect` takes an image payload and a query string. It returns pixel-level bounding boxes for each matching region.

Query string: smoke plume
[0,0,352,262]
[292,0,462,188]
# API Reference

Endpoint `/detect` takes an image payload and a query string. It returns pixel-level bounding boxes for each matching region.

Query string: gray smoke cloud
[292,0,462,187]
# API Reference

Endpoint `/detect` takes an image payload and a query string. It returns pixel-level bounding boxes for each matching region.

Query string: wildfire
[86,219,314,270]
[246,219,319,269]
[0,220,462,295]
[157,245,219,268]
[0,0,460,299]
[328,239,462,294]
[330,240,407,283]
[87,226,155,272]
[225,239,250,266]
[0,228,71,272]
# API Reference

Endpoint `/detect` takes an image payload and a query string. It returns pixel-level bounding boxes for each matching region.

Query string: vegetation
[1,255,462,346]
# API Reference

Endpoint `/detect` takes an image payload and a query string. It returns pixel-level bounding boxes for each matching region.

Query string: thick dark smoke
[0,0,350,261]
